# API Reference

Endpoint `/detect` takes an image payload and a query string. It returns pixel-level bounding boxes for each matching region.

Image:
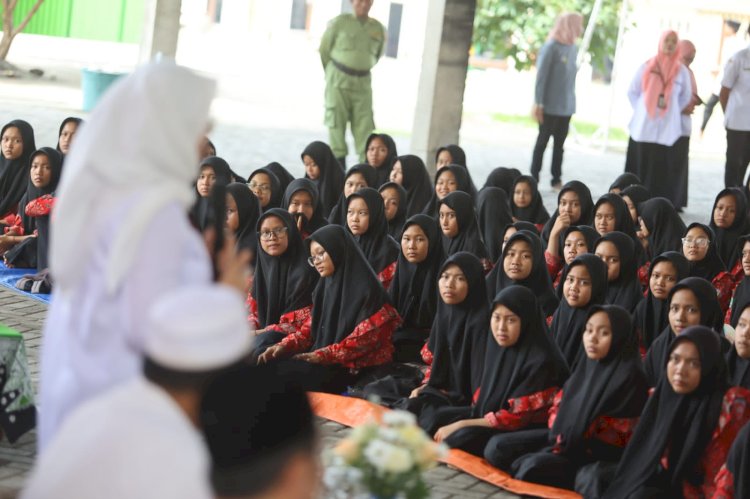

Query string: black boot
[337,156,346,170]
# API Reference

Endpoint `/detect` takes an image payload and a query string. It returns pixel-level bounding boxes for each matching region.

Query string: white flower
[363,439,414,474]
[382,410,417,428]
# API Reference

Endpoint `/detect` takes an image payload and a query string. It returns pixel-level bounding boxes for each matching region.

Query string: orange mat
[309,392,582,499]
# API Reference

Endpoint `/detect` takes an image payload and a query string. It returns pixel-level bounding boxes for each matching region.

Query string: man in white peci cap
[22,285,252,499]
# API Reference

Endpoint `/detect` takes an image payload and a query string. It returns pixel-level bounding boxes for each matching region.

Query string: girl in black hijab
[541,180,594,246]
[434,144,478,198]
[512,305,648,495]
[511,175,550,227]
[728,236,750,327]
[636,197,686,260]
[282,178,328,239]
[264,162,295,194]
[592,194,640,249]
[422,165,475,218]
[249,209,319,353]
[551,254,609,369]
[365,132,397,188]
[301,140,344,217]
[483,166,522,196]
[430,286,568,460]
[190,156,233,231]
[681,222,734,314]
[399,253,489,429]
[727,298,750,389]
[608,172,641,193]
[438,191,491,272]
[604,326,750,498]
[389,214,445,362]
[389,155,432,218]
[1,148,63,270]
[546,225,599,289]
[327,163,377,226]
[476,187,514,263]
[594,232,644,313]
[226,182,261,265]
[0,120,36,222]
[709,187,749,278]
[56,117,83,158]
[378,181,407,240]
[345,188,400,288]
[486,230,559,317]
[619,184,650,223]
[258,225,400,388]
[247,166,283,212]
[633,251,689,350]
[644,277,725,387]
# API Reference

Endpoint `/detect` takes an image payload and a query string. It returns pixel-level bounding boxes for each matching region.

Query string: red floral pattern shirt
[377,261,397,290]
[246,293,312,336]
[481,385,559,430]
[713,272,735,318]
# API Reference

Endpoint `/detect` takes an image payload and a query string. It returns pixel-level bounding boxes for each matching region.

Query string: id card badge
[657,94,666,109]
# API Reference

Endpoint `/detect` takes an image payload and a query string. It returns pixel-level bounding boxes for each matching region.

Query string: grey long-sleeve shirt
[534,40,579,117]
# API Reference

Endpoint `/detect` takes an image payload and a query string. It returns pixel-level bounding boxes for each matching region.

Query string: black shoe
[336,157,346,169]
[551,180,563,191]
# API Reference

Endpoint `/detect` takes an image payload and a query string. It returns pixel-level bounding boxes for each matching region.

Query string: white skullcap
[144,285,253,371]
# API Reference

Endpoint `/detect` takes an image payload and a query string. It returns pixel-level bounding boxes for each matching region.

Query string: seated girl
[593,194,644,268]
[594,232,644,313]
[476,187,514,263]
[301,141,344,218]
[434,144,478,198]
[327,164,376,225]
[258,225,400,393]
[511,305,648,495]
[483,166,521,195]
[264,161,295,194]
[709,187,748,282]
[345,188,399,288]
[545,225,599,288]
[727,299,750,389]
[0,120,36,227]
[541,180,594,246]
[486,230,558,318]
[618,184,650,224]
[438,191,492,272]
[378,181,407,239]
[607,172,641,194]
[389,155,432,217]
[728,236,750,325]
[189,156,233,230]
[603,326,750,498]
[510,175,549,229]
[225,182,261,267]
[248,209,319,353]
[247,167,283,212]
[430,286,567,465]
[56,117,83,158]
[681,223,734,314]
[421,165,475,218]
[365,132,397,187]
[282,178,328,239]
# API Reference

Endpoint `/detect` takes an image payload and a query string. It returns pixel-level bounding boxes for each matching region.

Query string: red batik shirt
[480,385,559,430]
[246,292,312,336]
[377,261,397,290]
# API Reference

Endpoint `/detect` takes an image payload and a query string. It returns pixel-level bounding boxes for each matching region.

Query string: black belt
[332,59,370,77]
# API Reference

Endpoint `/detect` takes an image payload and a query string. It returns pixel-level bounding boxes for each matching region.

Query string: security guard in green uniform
[320,0,386,167]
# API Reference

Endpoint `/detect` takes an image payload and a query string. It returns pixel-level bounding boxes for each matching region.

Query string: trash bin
[80,69,125,112]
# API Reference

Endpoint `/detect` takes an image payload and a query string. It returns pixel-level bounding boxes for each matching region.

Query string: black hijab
[365,133,398,188]
[438,190,489,261]
[608,172,641,192]
[226,182,261,255]
[55,116,83,155]
[379,181,408,240]
[729,235,750,327]
[252,209,319,328]
[389,214,445,330]
[709,187,749,271]
[17,147,63,234]
[264,162,295,194]
[682,223,726,281]
[551,254,608,368]
[328,163,378,226]
[483,167,522,195]
[436,144,467,168]
[595,231,644,313]
[476,187,514,263]
[725,422,750,499]
[486,230,559,317]
[541,180,595,244]
[472,286,568,418]
[191,156,234,230]
[726,299,750,389]
[397,155,432,217]
[301,141,344,217]
[619,184,650,222]
[633,252,690,349]
[345,187,399,276]
[555,225,600,268]
[605,326,729,499]
[552,305,648,456]
[307,225,390,351]
[511,175,550,224]
[0,120,36,217]
[638,197,686,258]
[282,178,329,236]
[426,252,489,401]
[644,277,724,387]
[422,165,476,218]
[248,167,283,212]
[593,193,639,243]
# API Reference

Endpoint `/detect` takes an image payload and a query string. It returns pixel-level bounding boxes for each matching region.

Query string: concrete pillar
[139,0,182,63]
[410,0,476,175]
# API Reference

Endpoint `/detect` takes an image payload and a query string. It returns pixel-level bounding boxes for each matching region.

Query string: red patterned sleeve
[712,272,735,317]
[311,304,400,369]
[268,306,313,335]
[483,386,559,430]
[638,261,651,290]
[25,195,55,217]
[730,260,743,285]
[545,250,563,279]
[712,465,733,499]
[246,292,260,329]
[420,343,434,383]
[547,389,564,429]
[279,314,314,355]
[584,415,640,448]
[2,214,23,235]
[377,261,397,290]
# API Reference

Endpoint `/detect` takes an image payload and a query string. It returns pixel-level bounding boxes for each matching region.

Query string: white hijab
[50,61,216,294]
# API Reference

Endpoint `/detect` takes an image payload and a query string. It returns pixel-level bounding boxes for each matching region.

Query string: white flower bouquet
[323,411,447,499]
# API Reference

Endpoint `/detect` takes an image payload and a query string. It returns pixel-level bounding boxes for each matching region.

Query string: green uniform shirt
[320,14,386,72]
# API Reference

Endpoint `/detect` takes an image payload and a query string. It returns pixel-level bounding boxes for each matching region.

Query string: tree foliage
[473,0,624,72]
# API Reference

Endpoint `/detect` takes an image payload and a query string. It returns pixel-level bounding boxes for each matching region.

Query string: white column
[139,0,183,63]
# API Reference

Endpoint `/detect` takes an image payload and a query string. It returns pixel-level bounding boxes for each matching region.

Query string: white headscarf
[50,61,216,294]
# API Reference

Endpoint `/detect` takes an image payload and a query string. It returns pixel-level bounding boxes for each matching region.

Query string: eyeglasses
[682,237,710,248]
[259,227,289,240]
[307,252,327,266]
[248,182,271,192]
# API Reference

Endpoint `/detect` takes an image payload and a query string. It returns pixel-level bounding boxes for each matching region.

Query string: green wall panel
[11,0,72,37]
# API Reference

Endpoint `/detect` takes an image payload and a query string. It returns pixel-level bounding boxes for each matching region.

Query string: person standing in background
[720,26,750,188]
[530,12,584,191]
[319,0,386,169]
[673,40,699,211]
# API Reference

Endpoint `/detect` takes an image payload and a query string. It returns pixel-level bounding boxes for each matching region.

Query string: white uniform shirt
[722,45,750,131]
[37,197,212,450]
[23,377,213,499]
[628,62,693,146]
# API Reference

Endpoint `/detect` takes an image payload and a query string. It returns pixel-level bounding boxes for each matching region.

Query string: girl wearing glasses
[247,167,282,212]
[681,222,733,314]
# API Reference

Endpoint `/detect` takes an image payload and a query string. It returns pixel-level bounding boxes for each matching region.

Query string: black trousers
[725,128,750,188]
[701,93,720,132]
[531,114,572,184]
